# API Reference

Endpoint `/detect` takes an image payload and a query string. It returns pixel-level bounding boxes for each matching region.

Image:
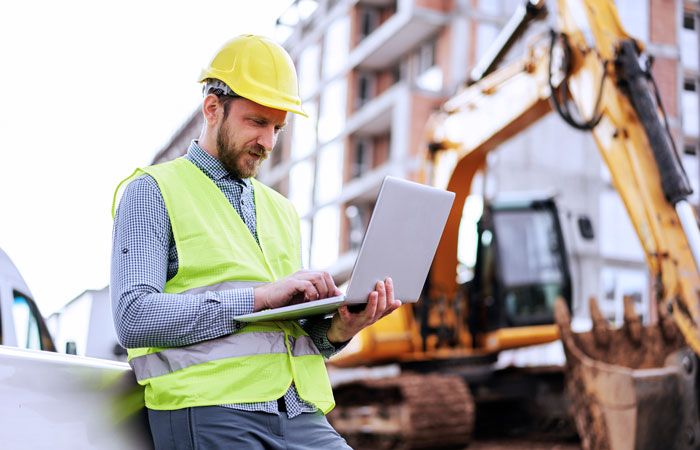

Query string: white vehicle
[0,248,152,449]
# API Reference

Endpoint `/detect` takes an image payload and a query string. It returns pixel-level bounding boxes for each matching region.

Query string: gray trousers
[147,406,352,450]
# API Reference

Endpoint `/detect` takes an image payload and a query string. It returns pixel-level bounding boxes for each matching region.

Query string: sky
[0,0,295,315]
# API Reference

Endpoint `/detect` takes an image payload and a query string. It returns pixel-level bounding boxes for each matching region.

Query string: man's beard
[216,123,267,179]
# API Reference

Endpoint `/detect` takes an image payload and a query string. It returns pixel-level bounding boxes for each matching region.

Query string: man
[111,35,401,449]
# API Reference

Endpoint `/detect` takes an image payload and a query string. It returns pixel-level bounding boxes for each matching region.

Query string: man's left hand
[326,277,402,344]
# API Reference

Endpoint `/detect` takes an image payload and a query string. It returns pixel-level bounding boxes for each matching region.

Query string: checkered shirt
[111,140,341,418]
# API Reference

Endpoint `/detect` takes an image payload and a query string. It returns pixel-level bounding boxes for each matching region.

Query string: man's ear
[202,94,222,127]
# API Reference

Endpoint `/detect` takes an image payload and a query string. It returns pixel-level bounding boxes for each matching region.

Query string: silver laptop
[233,176,455,322]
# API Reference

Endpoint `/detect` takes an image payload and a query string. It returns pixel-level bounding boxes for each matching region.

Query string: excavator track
[327,373,475,449]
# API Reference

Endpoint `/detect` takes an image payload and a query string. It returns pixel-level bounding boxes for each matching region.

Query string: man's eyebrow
[248,114,287,128]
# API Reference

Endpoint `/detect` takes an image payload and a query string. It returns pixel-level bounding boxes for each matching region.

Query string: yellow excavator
[326,1,700,449]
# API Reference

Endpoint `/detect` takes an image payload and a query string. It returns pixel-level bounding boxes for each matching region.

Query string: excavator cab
[468,195,572,351]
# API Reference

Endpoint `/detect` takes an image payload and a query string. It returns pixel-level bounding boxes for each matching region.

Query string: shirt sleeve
[293,238,349,358]
[301,317,349,359]
[110,175,254,349]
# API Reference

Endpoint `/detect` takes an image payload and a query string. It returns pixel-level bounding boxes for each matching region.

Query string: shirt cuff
[219,287,255,329]
[305,318,349,359]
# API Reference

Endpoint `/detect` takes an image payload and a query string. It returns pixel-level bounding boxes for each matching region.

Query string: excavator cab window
[471,198,572,333]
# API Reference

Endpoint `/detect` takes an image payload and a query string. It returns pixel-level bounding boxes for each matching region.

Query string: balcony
[349,0,448,70]
[345,81,403,137]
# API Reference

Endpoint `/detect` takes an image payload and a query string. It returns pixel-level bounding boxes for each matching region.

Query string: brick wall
[373,134,391,168]
[436,24,452,87]
[651,57,678,118]
[415,0,455,13]
[467,0,479,70]
[650,0,677,45]
[349,4,361,49]
[376,69,395,96]
[346,69,358,114]
[408,92,448,182]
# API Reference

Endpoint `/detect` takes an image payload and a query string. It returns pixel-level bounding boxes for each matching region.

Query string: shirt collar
[185,140,251,188]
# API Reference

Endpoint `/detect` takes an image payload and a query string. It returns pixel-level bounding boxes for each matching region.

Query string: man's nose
[257,126,277,151]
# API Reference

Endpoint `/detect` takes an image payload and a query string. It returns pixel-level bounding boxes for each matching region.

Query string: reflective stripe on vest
[127,281,320,381]
[130,331,320,381]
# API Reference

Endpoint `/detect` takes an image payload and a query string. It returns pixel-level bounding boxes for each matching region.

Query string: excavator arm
[427,0,700,355]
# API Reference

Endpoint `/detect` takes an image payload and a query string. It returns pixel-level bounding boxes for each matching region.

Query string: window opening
[352,138,373,178]
[359,6,380,38]
[356,72,375,108]
[684,13,696,30]
[416,39,436,75]
[346,202,373,251]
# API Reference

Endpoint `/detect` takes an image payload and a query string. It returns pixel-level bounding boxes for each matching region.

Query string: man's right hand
[253,270,342,311]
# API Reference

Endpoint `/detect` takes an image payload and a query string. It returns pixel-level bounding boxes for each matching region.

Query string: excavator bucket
[554,297,700,450]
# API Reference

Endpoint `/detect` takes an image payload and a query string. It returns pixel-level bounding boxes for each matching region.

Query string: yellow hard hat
[199,35,307,117]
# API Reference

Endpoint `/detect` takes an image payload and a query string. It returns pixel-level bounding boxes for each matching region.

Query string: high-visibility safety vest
[114,158,335,413]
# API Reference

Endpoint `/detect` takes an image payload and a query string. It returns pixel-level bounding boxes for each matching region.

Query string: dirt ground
[469,439,580,449]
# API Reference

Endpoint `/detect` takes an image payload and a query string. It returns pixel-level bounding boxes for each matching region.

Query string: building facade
[46,287,125,361]
[154,0,700,324]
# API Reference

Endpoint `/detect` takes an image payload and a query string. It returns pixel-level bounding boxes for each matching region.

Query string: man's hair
[204,79,241,120]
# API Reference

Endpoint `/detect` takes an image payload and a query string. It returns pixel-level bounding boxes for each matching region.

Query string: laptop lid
[233,176,455,322]
[343,176,455,303]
